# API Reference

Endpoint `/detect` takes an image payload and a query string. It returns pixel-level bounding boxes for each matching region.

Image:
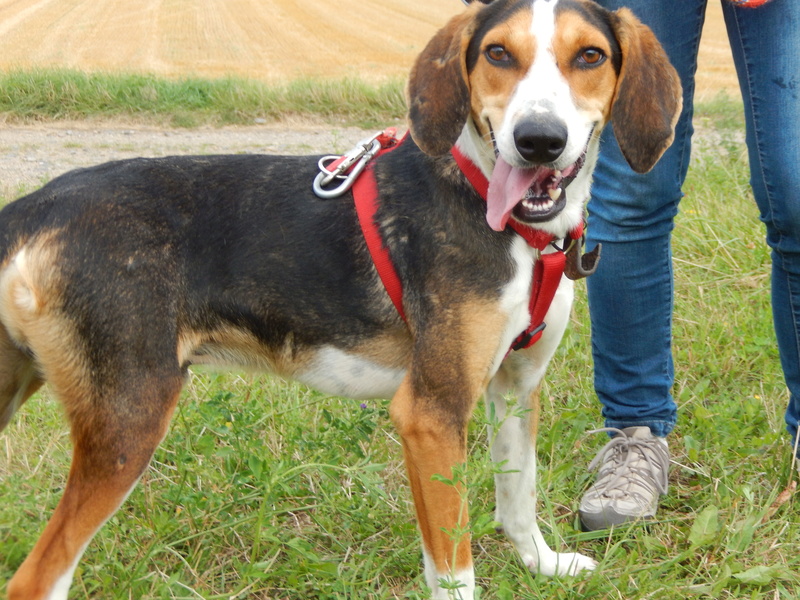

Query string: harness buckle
[312,133,385,199]
[511,322,547,351]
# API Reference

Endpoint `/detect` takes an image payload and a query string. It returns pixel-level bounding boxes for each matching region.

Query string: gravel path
[0,122,385,199]
[0,120,740,202]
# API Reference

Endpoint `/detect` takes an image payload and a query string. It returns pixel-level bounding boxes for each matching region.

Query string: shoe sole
[579,509,655,532]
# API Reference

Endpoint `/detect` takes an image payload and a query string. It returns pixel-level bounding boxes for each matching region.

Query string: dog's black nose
[514,119,568,163]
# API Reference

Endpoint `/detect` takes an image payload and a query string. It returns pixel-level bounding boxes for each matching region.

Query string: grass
[1,89,798,599]
[0,69,407,128]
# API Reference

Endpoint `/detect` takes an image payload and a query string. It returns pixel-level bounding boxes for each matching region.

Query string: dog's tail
[0,201,54,431]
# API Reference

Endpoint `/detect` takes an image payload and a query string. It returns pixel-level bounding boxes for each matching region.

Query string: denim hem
[604,419,675,439]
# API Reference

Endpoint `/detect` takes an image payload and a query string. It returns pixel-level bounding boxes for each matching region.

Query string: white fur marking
[489,236,535,375]
[423,549,476,600]
[298,346,405,399]
[487,0,598,238]
[9,249,39,313]
[45,550,86,600]
[486,313,597,579]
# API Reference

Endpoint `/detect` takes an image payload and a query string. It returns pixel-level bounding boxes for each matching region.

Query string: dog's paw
[526,551,597,577]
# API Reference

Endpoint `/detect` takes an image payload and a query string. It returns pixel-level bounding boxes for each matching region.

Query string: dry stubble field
[0,0,737,98]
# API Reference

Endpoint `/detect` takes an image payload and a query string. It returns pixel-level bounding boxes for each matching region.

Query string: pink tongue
[486,156,541,231]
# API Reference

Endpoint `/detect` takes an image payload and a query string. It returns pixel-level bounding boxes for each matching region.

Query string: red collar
[351,133,581,351]
[449,145,561,252]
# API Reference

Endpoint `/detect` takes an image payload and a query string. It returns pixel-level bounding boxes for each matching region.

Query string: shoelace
[586,427,670,499]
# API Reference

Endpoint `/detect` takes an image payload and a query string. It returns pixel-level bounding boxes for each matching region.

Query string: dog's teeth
[522,197,554,213]
[548,188,563,202]
[554,169,562,178]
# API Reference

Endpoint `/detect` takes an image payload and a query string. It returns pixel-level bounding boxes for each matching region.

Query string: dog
[1,1,681,598]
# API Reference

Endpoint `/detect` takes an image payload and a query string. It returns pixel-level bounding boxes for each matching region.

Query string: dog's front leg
[391,374,476,600]
[485,279,596,577]
[486,374,596,576]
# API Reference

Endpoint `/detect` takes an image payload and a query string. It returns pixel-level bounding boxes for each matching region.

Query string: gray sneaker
[579,426,670,531]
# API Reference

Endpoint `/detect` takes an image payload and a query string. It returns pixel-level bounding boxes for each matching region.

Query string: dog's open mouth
[486,153,585,231]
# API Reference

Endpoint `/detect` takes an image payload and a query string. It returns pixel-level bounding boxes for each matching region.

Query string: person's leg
[580,0,706,530]
[722,0,800,452]
[588,0,705,437]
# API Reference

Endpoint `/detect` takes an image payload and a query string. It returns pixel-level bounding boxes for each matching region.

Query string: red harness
[345,131,581,351]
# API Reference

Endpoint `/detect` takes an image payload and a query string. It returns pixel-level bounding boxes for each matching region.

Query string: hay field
[0,0,738,99]
[0,0,457,82]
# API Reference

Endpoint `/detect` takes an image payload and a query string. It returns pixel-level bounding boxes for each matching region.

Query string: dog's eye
[486,45,511,65]
[577,47,606,67]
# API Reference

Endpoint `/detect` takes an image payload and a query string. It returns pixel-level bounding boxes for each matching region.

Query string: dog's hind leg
[1,240,186,599]
[7,371,184,600]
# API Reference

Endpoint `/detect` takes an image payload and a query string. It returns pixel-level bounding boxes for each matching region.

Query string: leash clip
[313,132,385,199]
[564,231,602,280]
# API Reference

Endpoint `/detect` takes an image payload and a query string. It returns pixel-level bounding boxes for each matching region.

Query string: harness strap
[352,131,407,321]
[348,133,580,352]
[451,145,582,351]
[513,250,567,349]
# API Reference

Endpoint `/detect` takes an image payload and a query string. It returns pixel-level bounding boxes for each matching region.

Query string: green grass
[2,93,799,599]
[0,69,407,128]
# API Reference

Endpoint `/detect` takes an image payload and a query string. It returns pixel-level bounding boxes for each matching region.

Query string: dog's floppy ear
[609,8,683,173]
[407,7,478,156]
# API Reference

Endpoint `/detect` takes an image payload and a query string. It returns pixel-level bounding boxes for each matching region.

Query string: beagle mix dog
[2,0,680,598]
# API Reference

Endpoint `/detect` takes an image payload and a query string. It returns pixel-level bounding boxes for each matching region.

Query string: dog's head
[407,0,682,236]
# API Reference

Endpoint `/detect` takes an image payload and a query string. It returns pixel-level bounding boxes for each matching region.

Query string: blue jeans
[587,0,800,440]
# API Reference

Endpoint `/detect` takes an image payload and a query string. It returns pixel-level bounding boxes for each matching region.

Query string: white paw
[526,551,597,577]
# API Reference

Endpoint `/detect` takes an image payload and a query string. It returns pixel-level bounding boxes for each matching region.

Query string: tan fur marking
[349,327,413,371]
[390,376,473,574]
[468,8,536,139]
[0,231,66,328]
[457,298,510,390]
[553,10,618,122]
[183,326,314,377]
[183,325,411,384]
[0,234,95,419]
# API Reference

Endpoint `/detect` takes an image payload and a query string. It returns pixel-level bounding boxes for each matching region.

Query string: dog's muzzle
[485,150,586,231]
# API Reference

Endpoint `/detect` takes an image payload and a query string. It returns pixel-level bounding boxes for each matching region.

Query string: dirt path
[0,121,386,198]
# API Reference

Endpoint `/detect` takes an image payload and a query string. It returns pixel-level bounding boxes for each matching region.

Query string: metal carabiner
[312,134,383,199]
